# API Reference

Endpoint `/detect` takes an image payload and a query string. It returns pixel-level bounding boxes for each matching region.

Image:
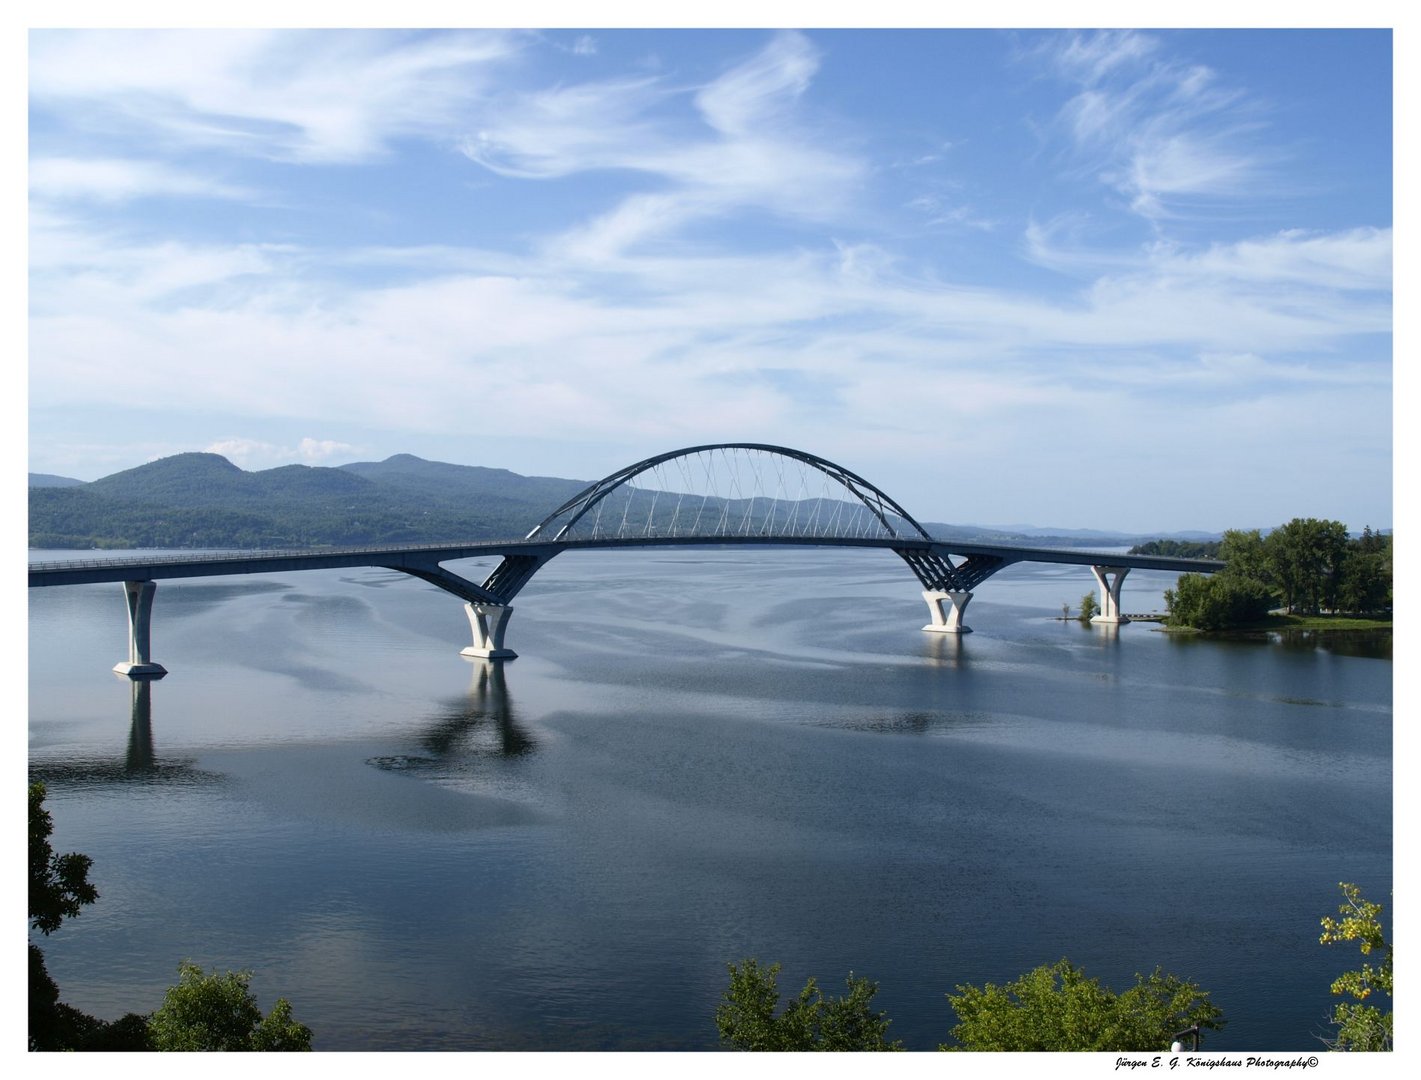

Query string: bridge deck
[28,535,1223,587]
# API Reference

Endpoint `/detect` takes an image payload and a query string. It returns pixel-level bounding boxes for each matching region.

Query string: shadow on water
[146,580,291,615]
[1166,627,1392,660]
[368,662,537,777]
[28,678,222,790]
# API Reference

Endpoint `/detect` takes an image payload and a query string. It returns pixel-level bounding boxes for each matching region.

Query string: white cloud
[1036,30,1272,221]
[29,29,522,163]
[29,157,256,203]
[202,437,361,470]
[464,32,862,258]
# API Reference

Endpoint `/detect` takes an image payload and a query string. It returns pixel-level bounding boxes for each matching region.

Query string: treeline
[1129,538,1222,559]
[1165,520,1391,630]
[715,880,1391,1051]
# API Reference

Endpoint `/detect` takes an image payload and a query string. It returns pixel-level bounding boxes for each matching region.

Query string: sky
[26,23,1395,533]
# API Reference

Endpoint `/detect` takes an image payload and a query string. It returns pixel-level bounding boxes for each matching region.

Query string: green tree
[148,962,312,1051]
[1164,573,1274,630]
[943,959,1223,1051]
[29,781,98,936]
[1078,592,1098,623]
[1319,883,1392,1051]
[29,781,109,1050]
[715,958,902,1051]
[1339,528,1391,614]
[1218,529,1274,591]
[1264,518,1349,615]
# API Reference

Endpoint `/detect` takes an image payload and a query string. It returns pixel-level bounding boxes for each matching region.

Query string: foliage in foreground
[716,958,902,1050]
[148,962,312,1051]
[1319,883,1392,1051]
[29,781,98,936]
[943,959,1224,1051]
[28,782,310,1052]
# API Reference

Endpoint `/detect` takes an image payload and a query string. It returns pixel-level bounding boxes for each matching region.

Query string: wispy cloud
[29,29,522,163]
[29,156,255,203]
[465,32,863,258]
[1033,30,1271,221]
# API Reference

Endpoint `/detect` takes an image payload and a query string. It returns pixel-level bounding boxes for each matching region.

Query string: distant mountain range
[28,453,1220,550]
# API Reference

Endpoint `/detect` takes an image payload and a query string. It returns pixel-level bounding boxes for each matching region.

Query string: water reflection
[28,679,219,790]
[923,632,967,667]
[1167,627,1392,660]
[421,662,536,759]
[368,663,537,782]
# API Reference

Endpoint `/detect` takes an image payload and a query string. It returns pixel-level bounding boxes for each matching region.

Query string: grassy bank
[1163,613,1392,633]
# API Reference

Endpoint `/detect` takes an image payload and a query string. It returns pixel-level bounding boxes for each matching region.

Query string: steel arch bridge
[28,443,1225,674]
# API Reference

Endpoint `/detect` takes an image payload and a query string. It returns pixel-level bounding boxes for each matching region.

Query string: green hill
[29,450,1163,552]
[29,453,573,549]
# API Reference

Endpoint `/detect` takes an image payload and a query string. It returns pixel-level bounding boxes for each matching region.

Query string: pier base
[921,589,973,634]
[113,580,167,679]
[460,602,517,660]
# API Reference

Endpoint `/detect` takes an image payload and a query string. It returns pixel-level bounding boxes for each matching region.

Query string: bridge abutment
[460,602,517,660]
[113,580,168,678]
[921,589,973,634]
[1089,565,1131,625]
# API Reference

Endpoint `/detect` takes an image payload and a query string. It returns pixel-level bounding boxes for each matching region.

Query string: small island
[1138,519,1391,632]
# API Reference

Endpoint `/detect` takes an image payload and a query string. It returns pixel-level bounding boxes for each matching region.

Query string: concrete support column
[921,589,973,634]
[460,602,517,660]
[1089,565,1131,624]
[113,580,168,678]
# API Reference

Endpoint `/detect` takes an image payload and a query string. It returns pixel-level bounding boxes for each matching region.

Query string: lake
[27,546,1392,1051]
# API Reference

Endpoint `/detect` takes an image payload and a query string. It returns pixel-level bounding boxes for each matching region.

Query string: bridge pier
[460,602,517,660]
[113,580,168,678]
[921,589,973,634]
[1089,565,1131,625]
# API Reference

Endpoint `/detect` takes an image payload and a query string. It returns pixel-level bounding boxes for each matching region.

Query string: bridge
[27,443,1223,677]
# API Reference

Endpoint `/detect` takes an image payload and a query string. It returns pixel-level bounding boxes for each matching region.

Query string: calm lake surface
[27,547,1392,1051]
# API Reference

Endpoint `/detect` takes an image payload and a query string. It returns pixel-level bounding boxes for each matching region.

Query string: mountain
[29,453,571,550]
[28,473,85,488]
[27,451,1224,551]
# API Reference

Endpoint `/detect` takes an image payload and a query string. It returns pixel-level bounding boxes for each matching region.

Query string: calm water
[27,547,1392,1051]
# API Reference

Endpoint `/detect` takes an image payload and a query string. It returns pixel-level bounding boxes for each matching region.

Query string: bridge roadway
[28,535,1223,677]
[27,535,1222,586]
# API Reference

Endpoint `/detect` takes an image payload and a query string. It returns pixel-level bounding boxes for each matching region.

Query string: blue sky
[27,25,1394,533]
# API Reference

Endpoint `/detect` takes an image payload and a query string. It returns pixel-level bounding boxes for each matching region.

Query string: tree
[1218,529,1274,591]
[943,959,1223,1051]
[1165,573,1274,630]
[1319,883,1392,1051]
[715,958,902,1051]
[1339,529,1391,614]
[29,781,107,1050]
[148,962,312,1051]
[1078,592,1098,623]
[29,781,97,936]
[1264,518,1349,615]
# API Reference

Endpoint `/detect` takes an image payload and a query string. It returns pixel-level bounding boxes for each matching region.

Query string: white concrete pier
[1089,565,1132,625]
[113,580,168,678]
[460,602,517,660]
[921,589,973,634]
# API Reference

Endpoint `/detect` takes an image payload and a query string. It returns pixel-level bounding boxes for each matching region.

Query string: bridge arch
[525,443,936,544]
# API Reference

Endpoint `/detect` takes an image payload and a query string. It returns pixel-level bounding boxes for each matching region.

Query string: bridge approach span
[29,536,1223,676]
[27,441,1224,675]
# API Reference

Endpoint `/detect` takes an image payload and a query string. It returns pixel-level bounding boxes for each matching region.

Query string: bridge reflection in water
[27,443,1224,676]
